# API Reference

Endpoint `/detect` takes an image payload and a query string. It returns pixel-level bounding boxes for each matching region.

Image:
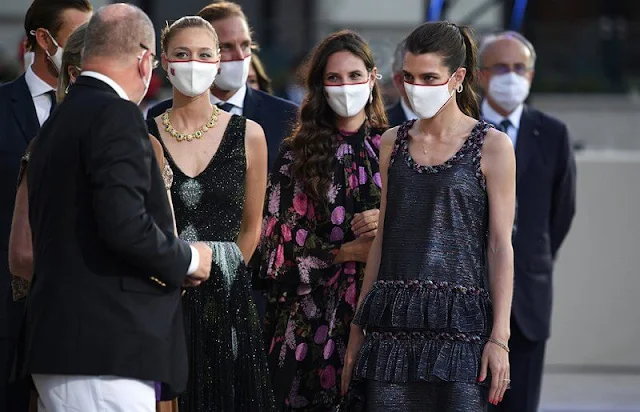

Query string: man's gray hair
[479,31,537,68]
[83,4,154,62]
[391,37,407,74]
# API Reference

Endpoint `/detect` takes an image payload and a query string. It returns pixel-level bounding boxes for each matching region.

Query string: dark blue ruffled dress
[353,120,492,411]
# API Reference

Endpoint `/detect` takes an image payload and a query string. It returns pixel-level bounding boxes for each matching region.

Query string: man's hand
[189,242,212,284]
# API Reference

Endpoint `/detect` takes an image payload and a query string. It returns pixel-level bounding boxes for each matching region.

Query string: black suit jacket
[496,105,576,342]
[0,75,39,338]
[0,74,40,411]
[147,87,298,169]
[16,76,192,397]
[386,100,408,128]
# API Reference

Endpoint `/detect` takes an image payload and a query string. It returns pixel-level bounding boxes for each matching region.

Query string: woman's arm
[354,128,396,308]
[479,128,516,405]
[340,127,396,394]
[8,179,33,280]
[237,120,268,263]
[482,128,516,341]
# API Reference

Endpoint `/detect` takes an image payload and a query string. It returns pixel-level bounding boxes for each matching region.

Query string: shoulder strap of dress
[470,120,492,189]
[218,114,247,155]
[389,119,415,168]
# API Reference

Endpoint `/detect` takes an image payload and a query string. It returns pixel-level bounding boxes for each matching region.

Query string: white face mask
[324,81,371,118]
[488,72,530,113]
[44,30,63,74]
[404,74,455,119]
[23,51,35,71]
[214,56,251,91]
[168,60,219,97]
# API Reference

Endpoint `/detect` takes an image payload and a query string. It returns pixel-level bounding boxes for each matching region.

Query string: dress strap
[469,121,492,189]
[389,119,416,169]
[221,114,247,153]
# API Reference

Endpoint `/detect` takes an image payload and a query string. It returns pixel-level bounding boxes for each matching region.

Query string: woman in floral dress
[258,30,388,411]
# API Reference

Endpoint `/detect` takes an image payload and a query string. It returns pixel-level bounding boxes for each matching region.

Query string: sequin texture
[148,115,275,411]
[353,120,493,411]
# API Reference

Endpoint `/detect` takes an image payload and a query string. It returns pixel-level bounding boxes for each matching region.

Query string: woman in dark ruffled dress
[258,30,387,410]
[342,22,516,411]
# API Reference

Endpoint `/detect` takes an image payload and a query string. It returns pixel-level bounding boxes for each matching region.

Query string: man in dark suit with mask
[385,38,417,127]
[479,31,576,412]
[16,5,212,410]
[147,1,298,170]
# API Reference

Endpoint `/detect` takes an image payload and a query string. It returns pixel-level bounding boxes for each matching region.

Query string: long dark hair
[287,30,388,204]
[405,21,480,119]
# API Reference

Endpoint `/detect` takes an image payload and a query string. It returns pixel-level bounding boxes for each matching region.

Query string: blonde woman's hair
[161,16,219,55]
[56,22,87,102]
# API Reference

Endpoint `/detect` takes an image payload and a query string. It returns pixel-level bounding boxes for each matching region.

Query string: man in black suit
[385,37,417,127]
[479,32,576,412]
[0,1,92,410]
[16,5,212,410]
[147,1,298,170]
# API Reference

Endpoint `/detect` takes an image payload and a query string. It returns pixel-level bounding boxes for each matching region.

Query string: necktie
[216,102,234,112]
[47,90,57,114]
[497,119,512,134]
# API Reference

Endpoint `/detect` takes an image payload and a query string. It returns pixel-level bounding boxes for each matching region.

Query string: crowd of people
[0,1,576,412]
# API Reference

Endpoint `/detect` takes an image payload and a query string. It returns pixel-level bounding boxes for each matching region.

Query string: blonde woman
[147,17,273,411]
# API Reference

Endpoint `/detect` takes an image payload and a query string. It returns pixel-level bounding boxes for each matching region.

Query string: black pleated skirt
[365,380,488,412]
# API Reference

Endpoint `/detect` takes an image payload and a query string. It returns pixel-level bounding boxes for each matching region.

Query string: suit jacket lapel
[242,86,260,123]
[515,106,538,184]
[10,74,39,143]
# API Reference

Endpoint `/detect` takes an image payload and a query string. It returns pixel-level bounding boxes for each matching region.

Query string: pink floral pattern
[259,125,383,410]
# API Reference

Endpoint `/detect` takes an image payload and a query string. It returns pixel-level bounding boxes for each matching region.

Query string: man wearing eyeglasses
[479,32,576,412]
[16,5,213,411]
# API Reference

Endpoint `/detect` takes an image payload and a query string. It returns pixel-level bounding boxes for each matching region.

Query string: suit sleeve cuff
[187,245,200,276]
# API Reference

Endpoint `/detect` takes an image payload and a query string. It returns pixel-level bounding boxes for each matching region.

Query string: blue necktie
[216,102,234,112]
[47,90,57,114]
[497,119,512,134]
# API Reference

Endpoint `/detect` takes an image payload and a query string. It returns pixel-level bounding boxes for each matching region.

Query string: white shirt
[400,97,418,121]
[210,84,246,116]
[24,65,55,126]
[81,71,130,100]
[80,72,200,276]
[481,99,524,147]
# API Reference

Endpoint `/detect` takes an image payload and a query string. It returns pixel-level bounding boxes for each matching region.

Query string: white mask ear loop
[367,73,382,104]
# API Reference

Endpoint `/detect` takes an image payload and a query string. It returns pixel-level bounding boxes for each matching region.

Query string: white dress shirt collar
[80,71,130,101]
[210,84,246,110]
[400,97,418,121]
[482,99,524,130]
[25,65,55,98]
[481,99,524,146]
[25,66,56,126]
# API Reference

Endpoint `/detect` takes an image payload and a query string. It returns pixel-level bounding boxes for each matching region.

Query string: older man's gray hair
[391,37,407,75]
[479,31,537,68]
[83,4,154,62]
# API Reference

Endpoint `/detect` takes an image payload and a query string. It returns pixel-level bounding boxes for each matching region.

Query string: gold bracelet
[487,337,510,353]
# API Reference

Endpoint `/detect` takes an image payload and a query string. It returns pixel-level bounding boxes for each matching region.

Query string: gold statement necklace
[162,106,221,142]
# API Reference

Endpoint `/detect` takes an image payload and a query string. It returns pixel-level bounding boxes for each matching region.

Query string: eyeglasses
[482,63,532,76]
[139,43,159,69]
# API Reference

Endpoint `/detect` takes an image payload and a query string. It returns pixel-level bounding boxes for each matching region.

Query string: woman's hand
[351,209,380,238]
[479,339,510,405]
[341,323,365,396]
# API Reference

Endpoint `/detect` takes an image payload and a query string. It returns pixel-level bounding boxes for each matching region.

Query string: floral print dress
[259,124,383,411]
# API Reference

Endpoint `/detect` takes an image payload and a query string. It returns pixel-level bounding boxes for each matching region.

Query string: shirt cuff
[187,245,200,276]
